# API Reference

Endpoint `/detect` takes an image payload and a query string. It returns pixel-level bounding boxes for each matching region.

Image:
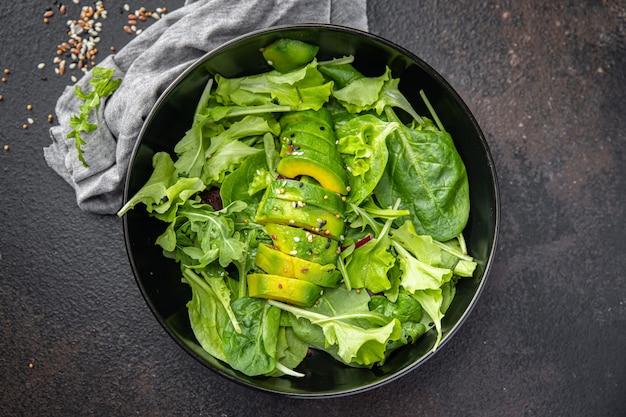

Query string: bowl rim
[122,22,500,398]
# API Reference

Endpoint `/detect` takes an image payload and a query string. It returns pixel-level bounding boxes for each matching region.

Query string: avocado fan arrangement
[117,38,477,379]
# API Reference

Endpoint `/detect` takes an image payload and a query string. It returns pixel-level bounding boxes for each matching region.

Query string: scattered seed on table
[3,145,9,151]
[48,114,54,123]
[1,77,6,83]
[0,95,3,101]
[3,69,9,74]
[37,63,46,69]
[27,104,32,110]
[27,118,35,125]
[22,124,28,129]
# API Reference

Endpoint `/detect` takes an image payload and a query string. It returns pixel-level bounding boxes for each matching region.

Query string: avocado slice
[255,243,341,288]
[279,108,334,130]
[267,179,345,216]
[277,151,348,195]
[281,119,336,146]
[256,196,345,240]
[264,223,340,265]
[261,39,319,73]
[247,273,322,307]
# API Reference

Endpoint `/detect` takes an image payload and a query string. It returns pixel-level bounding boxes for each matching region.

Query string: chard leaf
[376,107,470,241]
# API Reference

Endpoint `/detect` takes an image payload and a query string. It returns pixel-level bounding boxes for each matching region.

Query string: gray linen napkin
[44,0,368,214]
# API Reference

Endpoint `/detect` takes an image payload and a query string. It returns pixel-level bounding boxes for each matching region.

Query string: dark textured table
[1,1,624,416]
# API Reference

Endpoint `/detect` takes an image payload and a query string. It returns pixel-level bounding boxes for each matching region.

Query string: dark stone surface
[1,1,624,416]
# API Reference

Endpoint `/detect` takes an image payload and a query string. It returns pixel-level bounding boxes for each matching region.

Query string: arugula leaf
[67,66,121,167]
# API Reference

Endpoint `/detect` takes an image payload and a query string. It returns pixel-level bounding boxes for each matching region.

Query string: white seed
[136,29,142,35]
[123,4,130,11]
[27,118,34,124]
[72,0,79,4]
[293,237,300,242]
[71,75,78,83]
[37,63,46,69]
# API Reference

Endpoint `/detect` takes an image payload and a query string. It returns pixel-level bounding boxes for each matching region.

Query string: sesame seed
[293,237,300,242]
[37,63,46,69]
[27,118,34,124]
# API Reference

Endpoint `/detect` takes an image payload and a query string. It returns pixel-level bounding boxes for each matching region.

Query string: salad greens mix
[118,38,475,378]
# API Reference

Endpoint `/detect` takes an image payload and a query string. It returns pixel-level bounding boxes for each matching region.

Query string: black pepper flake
[319,126,325,130]
[290,132,295,138]
[299,182,304,188]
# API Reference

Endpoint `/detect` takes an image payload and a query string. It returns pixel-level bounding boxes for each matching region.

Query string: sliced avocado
[255,244,341,288]
[247,273,322,307]
[264,223,340,265]
[256,196,345,240]
[266,179,345,215]
[281,120,336,146]
[277,151,348,195]
[279,134,343,166]
[261,39,319,73]
[279,108,334,130]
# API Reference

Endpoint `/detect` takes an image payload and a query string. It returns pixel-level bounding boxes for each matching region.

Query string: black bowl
[122,23,499,398]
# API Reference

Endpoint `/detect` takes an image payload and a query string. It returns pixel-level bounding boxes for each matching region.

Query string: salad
[118,38,476,378]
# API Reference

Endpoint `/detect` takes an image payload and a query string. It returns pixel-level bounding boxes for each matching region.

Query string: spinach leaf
[376,107,470,241]
[222,297,281,376]
[270,326,308,378]
[185,267,230,363]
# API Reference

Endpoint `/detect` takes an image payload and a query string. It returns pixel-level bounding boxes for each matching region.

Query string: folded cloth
[44,0,368,214]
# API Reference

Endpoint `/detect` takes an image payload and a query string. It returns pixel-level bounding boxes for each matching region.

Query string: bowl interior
[123,24,499,398]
